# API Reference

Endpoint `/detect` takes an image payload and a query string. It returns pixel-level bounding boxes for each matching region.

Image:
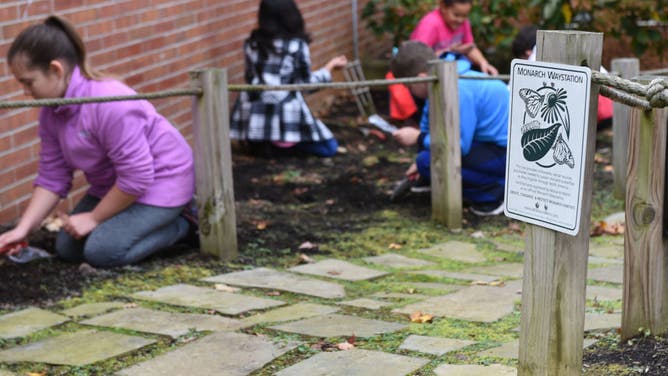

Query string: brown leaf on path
[214,283,240,293]
[347,334,356,345]
[471,280,490,286]
[591,221,625,236]
[327,270,342,276]
[489,280,506,287]
[388,243,402,250]
[298,253,316,264]
[123,303,138,309]
[409,311,434,323]
[27,372,46,376]
[266,291,281,296]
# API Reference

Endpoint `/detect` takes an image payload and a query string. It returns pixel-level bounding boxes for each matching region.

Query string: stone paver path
[476,338,599,360]
[0,308,69,339]
[131,284,285,315]
[589,243,623,259]
[586,285,622,301]
[61,301,127,318]
[585,312,622,331]
[0,330,154,366]
[418,241,486,263]
[587,265,623,284]
[363,253,435,268]
[269,314,406,338]
[433,363,517,376]
[201,267,346,298]
[289,259,387,281]
[242,303,340,325]
[393,281,522,322]
[117,331,299,376]
[399,335,476,355]
[275,349,428,376]
[337,298,391,310]
[81,307,250,338]
[408,270,500,283]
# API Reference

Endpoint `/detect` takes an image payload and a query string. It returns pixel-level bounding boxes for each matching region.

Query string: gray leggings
[55,194,189,268]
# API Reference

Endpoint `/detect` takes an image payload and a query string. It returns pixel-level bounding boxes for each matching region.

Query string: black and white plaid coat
[230,38,334,143]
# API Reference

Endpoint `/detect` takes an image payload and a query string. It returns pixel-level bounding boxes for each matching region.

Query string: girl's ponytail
[8,15,104,80]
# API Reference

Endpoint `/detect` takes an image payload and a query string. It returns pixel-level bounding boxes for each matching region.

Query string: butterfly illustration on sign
[518,82,574,169]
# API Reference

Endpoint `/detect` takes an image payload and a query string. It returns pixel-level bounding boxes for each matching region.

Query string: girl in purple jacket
[0,16,196,267]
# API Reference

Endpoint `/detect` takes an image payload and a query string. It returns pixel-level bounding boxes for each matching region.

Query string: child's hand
[449,42,475,55]
[405,163,418,177]
[325,55,348,72]
[392,127,420,147]
[479,61,499,76]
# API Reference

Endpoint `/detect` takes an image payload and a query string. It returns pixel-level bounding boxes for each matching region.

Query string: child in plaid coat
[231,0,347,157]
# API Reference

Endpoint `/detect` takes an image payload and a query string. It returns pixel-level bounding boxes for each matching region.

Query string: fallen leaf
[214,284,240,293]
[123,303,138,309]
[256,221,268,230]
[489,280,506,287]
[347,334,356,345]
[266,291,281,296]
[337,146,348,154]
[299,241,317,250]
[297,253,315,264]
[409,311,434,323]
[603,165,614,172]
[42,216,63,232]
[293,187,309,195]
[336,342,355,350]
[27,372,46,376]
[327,270,342,276]
[471,280,490,286]
[357,143,368,152]
[388,243,402,250]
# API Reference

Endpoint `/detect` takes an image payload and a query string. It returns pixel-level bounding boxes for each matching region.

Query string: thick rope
[0,88,202,109]
[592,70,668,109]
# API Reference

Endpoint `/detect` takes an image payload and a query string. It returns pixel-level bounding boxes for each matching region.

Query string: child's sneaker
[470,201,505,216]
[410,175,431,193]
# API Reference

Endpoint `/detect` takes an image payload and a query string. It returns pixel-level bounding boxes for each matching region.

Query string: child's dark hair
[7,15,102,79]
[390,41,437,78]
[249,0,311,58]
[512,25,537,59]
[442,0,473,6]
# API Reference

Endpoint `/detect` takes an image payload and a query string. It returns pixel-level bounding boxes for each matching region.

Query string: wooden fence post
[518,31,602,376]
[429,60,462,230]
[623,85,668,339]
[189,69,238,260]
[611,58,640,199]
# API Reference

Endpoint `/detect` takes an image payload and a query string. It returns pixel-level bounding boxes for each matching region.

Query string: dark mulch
[0,90,665,374]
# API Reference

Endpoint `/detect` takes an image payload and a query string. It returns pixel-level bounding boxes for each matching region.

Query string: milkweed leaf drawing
[552,133,575,168]
[521,123,561,161]
[519,88,545,118]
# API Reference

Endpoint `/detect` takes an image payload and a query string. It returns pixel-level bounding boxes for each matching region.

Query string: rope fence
[0,70,665,111]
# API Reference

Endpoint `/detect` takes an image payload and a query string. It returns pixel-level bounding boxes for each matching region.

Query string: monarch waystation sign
[504,60,592,236]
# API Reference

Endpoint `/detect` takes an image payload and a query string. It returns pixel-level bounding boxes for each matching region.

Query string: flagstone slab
[585,312,621,331]
[81,307,250,338]
[62,302,127,318]
[463,263,524,279]
[337,298,391,310]
[242,303,340,325]
[393,281,522,322]
[493,240,523,253]
[586,285,622,301]
[274,348,428,376]
[201,267,345,299]
[0,330,154,366]
[289,259,387,281]
[0,370,15,376]
[404,282,463,293]
[362,253,435,268]
[589,243,623,259]
[587,265,623,284]
[408,270,500,283]
[0,308,69,339]
[131,284,285,315]
[588,256,623,265]
[476,338,599,359]
[399,335,476,355]
[418,241,486,263]
[433,363,517,376]
[269,314,406,338]
[372,292,429,300]
[117,331,299,376]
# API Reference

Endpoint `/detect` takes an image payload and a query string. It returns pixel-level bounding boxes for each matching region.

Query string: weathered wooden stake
[611,58,640,199]
[623,100,668,339]
[518,31,602,376]
[190,69,238,260]
[429,60,462,230]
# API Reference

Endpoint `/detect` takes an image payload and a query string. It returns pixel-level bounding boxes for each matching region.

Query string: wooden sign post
[517,31,602,375]
[611,58,640,199]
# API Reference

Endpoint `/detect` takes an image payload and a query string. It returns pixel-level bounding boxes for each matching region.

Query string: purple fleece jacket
[35,66,195,207]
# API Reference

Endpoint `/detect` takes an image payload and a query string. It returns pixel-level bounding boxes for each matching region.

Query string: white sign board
[504,59,592,236]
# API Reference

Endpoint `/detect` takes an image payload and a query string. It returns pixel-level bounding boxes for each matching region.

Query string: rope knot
[647,78,668,108]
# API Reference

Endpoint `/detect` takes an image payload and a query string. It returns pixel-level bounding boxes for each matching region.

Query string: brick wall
[0,0,390,224]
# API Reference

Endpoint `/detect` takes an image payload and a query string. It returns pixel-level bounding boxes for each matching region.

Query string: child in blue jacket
[390,41,509,216]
